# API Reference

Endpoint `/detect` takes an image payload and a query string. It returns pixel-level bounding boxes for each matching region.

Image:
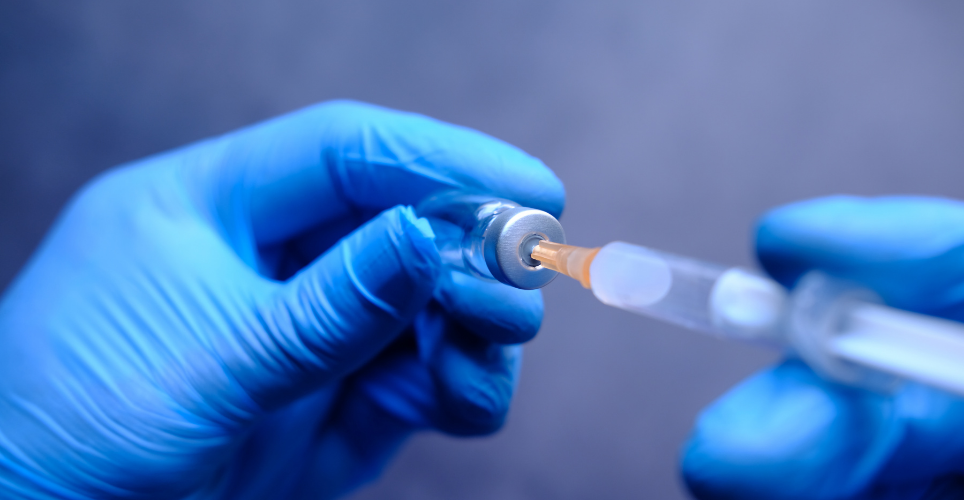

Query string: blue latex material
[0,100,564,499]
[683,196,964,500]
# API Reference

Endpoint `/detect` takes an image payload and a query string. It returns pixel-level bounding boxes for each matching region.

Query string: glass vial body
[417,191,565,290]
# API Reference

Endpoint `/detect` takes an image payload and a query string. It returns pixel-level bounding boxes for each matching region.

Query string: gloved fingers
[271,217,547,344]
[287,352,429,499]
[284,337,471,498]
[320,303,523,438]
[430,331,521,436]
[230,206,440,410]
[682,359,964,500]
[756,195,964,316]
[682,359,901,500]
[218,385,343,500]
[273,312,522,498]
[181,100,564,249]
[344,305,522,437]
[415,302,521,436]
[433,268,543,345]
[220,347,433,500]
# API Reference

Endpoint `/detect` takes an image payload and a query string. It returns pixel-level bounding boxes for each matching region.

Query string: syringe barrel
[587,241,964,397]
[416,191,565,290]
[588,241,788,344]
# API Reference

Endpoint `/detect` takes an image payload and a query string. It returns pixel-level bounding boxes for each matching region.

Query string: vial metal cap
[483,207,566,289]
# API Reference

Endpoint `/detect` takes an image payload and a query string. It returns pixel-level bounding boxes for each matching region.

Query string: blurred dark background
[2,1,964,498]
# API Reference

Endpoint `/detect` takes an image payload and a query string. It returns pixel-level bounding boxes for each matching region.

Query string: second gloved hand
[0,101,565,499]
[682,196,964,500]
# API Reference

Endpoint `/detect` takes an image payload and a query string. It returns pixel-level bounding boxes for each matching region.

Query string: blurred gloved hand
[682,196,964,500]
[0,101,564,499]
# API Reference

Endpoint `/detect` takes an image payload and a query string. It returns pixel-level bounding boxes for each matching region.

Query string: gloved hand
[682,196,964,500]
[0,101,564,499]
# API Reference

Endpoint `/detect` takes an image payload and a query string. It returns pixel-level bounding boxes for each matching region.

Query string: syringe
[531,240,964,398]
[416,191,964,397]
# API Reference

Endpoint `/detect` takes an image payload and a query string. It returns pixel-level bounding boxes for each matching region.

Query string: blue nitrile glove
[682,196,964,500]
[0,100,564,499]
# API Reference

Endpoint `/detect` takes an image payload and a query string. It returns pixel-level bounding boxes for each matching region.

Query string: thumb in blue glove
[682,196,964,500]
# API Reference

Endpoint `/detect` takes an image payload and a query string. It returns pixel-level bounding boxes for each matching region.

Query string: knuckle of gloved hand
[61,166,187,254]
[443,375,512,436]
[450,301,542,346]
[486,305,542,344]
[680,451,728,500]
[69,167,145,220]
[437,271,544,345]
[435,344,516,436]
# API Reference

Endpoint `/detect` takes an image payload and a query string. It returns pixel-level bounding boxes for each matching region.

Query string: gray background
[2,1,964,498]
